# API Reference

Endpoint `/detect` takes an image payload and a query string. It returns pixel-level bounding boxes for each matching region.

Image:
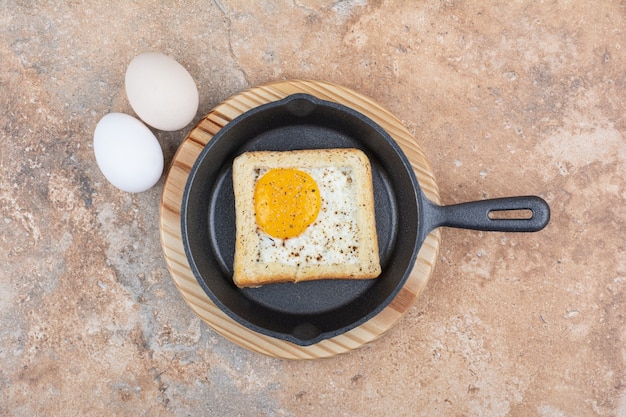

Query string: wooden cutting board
[159,80,441,359]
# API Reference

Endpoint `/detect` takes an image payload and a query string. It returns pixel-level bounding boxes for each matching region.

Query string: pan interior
[182,94,421,345]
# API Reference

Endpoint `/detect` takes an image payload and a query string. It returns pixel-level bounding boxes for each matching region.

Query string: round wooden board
[159,80,442,359]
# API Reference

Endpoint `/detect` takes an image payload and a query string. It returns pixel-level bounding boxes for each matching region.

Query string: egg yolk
[254,168,321,239]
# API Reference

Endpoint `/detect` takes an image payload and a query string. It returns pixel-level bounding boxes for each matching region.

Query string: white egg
[125,52,199,131]
[93,113,164,193]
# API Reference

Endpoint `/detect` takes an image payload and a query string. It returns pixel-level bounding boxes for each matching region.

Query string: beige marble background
[1,1,625,416]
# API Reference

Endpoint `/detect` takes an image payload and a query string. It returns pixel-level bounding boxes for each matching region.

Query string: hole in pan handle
[422,195,551,235]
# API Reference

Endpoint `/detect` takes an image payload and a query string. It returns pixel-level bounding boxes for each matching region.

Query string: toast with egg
[232,148,381,288]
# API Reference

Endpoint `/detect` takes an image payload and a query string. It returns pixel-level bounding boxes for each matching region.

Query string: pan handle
[422,195,550,234]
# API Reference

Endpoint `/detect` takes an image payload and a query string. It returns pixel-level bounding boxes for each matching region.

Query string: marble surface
[1,1,625,416]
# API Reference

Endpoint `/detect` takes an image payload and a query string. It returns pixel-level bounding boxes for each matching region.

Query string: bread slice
[232,148,381,288]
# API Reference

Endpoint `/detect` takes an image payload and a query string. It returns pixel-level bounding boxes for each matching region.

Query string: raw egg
[93,113,164,193]
[125,52,199,131]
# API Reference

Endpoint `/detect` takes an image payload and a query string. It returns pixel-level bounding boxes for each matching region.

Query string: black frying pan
[181,94,550,346]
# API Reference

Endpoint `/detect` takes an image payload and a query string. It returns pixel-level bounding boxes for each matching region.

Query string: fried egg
[254,165,360,266]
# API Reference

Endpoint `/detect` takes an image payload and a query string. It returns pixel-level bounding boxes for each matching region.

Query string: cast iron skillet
[181,94,550,346]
